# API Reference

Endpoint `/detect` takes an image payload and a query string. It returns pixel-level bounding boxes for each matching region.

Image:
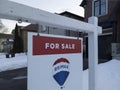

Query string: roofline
[59,11,84,19]
[80,0,87,7]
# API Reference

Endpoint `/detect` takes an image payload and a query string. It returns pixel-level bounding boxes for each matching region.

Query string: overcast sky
[10,0,84,16]
[1,0,84,34]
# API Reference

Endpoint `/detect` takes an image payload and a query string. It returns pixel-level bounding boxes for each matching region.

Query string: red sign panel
[33,36,82,55]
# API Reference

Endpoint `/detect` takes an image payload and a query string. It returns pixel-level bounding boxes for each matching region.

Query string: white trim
[85,32,112,38]
[103,27,112,31]
[13,76,27,80]
[98,32,112,36]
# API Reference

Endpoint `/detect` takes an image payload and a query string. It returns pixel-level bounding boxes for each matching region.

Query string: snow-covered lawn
[0,53,27,72]
[83,59,120,90]
[0,53,120,90]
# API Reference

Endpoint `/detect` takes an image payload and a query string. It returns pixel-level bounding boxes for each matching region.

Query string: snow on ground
[0,53,27,72]
[0,53,120,90]
[83,59,120,90]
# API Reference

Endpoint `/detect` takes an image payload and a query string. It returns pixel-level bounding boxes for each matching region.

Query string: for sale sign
[33,35,81,55]
[28,32,83,90]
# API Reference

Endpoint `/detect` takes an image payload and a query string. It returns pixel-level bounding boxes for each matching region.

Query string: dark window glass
[94,0,107,16]
[94,0,100,16]
[101,0,106,14]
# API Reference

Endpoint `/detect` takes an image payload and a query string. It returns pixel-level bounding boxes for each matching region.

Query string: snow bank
[0,53,27,72]
[83,59,120,90]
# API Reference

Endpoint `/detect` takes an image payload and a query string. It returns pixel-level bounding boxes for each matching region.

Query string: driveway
[0,67,27,90]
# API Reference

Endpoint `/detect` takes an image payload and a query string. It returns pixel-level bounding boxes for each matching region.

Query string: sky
[10,0,84,16]
[1,0,84,34]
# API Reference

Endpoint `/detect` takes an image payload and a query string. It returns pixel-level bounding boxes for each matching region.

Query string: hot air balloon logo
[52,58,70,89]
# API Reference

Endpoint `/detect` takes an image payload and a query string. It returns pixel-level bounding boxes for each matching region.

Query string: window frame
[92,0,108,16]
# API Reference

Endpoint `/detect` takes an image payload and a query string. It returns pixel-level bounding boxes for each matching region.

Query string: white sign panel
[28,32,83,90]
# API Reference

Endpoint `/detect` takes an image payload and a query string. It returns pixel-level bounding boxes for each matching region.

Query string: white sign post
[0,1,102,90]
[28,33,83,90]
[88,17,98,90]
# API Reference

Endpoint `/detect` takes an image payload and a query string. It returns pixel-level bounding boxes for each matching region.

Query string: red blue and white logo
[52,58,70,88]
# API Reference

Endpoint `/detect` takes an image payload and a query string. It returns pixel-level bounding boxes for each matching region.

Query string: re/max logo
[54,65,69,71]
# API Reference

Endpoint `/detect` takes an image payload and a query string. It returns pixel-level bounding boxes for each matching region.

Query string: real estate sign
[28,32,83,90]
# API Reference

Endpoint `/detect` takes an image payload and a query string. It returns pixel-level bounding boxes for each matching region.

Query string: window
[93,0,107,16]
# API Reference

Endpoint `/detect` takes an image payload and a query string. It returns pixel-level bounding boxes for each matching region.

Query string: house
[59,11,84,37]
[15,11,84,52]
[0,33,13,52]
[80,0,120,59]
